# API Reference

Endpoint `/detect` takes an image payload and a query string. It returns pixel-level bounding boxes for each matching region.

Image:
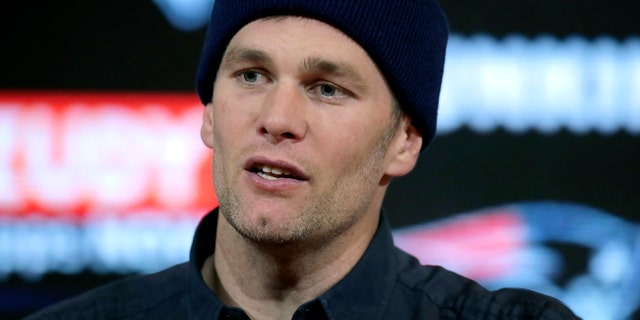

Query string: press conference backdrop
[1,1,639,319]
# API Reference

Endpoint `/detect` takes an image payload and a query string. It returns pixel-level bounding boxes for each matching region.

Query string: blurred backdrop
[1,1,639,319]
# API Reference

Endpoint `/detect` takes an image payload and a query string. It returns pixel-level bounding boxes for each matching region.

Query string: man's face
[201,17,417,244]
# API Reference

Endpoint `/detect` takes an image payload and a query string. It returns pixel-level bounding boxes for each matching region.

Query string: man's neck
[201,213,378,320]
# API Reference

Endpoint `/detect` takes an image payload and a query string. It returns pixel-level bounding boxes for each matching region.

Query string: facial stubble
[213,110,402,247]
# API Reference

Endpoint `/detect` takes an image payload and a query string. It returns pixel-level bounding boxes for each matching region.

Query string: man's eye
[308,82,350,102]
[240,71,260,83]
[319,84,337,97]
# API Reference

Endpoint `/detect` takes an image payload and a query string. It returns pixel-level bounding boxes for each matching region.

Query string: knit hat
[196,0,449,149]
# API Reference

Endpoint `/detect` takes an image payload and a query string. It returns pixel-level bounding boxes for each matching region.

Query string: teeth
[257,172,278,180]
[259,165,292,177]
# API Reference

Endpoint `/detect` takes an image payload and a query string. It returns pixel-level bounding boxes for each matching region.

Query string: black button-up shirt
[28,209,580,319]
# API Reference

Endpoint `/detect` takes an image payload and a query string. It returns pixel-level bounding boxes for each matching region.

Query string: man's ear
[384,117,423,177]
[200,103,215,149]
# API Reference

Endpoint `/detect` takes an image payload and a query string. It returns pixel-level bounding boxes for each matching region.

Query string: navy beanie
[196,0,449,149]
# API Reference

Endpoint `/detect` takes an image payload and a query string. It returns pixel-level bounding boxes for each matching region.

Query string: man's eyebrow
[298,57,364,83]
[220,46,275,70]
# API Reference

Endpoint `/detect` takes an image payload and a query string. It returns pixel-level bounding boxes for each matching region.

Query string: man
[28,0,580,319]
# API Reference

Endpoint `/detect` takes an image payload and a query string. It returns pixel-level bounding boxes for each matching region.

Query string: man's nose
[257,82,308,143]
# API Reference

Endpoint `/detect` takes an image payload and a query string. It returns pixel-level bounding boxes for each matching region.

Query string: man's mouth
[251,164,304,181]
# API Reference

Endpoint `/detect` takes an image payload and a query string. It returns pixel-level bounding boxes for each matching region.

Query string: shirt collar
[187,208,399,320]
[188,209,225,318]
[317,212,398,319]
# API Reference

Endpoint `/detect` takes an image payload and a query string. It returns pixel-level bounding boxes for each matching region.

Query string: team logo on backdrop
[394,202,640,320]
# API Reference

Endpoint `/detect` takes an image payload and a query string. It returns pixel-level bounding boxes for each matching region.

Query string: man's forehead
[220,17,377,77]
[223,45,362,74]
[230,16,363,50]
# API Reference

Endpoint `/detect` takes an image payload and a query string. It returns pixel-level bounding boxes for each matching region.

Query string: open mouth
[250,164,305,181]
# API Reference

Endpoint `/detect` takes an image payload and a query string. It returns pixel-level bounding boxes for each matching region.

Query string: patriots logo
[393,202,640,320]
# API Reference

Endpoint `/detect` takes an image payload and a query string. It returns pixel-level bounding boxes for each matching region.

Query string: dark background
[2,1,639,318]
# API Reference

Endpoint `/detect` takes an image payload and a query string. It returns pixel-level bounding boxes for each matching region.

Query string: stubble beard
[214,157,380,247]
[214,116,400,247]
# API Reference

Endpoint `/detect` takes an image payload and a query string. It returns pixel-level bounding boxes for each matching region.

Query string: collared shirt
[27,209,580,319]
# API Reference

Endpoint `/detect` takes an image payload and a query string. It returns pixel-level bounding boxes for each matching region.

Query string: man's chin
[227,214,309,243]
